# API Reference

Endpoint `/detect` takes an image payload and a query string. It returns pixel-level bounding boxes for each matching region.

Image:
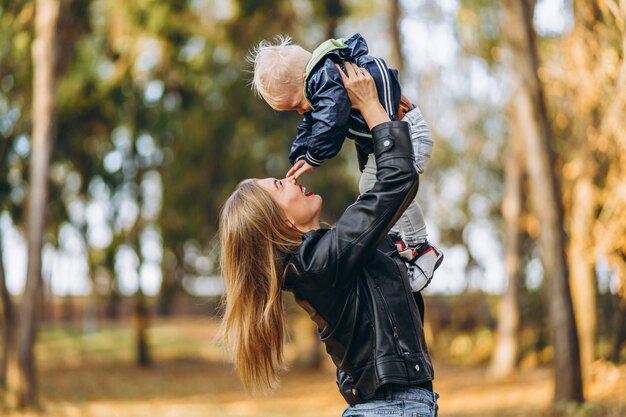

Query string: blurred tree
[0,235,14,391]
[502,0,583,405]
[610,259,626,362]
[561,0,603,389]
[312,0,345,39]
[389,0,404,77]
[590,2,626,363]
[7,0,61,408]
[154,0,358,313]
[130,178,152,367]
[488,101,524,378]
[404,1,505,293]
[0,1,33,399]
[156,0,302,313]
[455,0,527,376]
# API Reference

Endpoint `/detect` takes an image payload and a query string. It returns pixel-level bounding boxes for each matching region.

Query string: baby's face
[272,86,312,115]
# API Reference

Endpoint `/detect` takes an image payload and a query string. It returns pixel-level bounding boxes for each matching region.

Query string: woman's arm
[294,64,419,287]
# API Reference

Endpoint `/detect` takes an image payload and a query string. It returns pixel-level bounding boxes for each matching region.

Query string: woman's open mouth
[298,184,313,197]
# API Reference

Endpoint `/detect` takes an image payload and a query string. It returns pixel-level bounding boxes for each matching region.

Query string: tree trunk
[568,176,596,387]
[488,103,524,378]
[566,0,603,390]
[502,0,583,405]
[7,0,61,408]
[321,0,343,40]
[157,277,176,316]
[105,288,121,319]
[389,0,405,78]
[134,288,151,367]
[157,249,182,316]
[611,293,626,363]
[0,234,15,391]
[132,172,150,367]
[611,256,626,363]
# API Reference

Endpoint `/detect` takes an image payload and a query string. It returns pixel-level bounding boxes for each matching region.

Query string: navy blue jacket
[290,34,402,167]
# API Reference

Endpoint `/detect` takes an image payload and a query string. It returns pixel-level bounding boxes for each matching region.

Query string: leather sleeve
[296,121,418,287]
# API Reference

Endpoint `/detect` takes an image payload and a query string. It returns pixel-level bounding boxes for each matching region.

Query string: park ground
[5,317,626,417]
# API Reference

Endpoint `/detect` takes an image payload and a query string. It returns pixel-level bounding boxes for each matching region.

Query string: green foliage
[458,0,502,65]
[1,0,360,307]
[0,2,34,224]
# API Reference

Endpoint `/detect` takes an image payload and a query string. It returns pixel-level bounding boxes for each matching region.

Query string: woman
[219,62,439,417]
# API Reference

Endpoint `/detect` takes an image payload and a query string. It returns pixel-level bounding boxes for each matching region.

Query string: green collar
[303,38,348,108]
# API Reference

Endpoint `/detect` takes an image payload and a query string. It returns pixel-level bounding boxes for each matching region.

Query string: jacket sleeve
[303,67,352,167]
[289,114,313,165]
[296,121,419,287]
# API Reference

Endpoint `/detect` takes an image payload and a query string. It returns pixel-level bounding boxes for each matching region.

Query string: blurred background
[1,0,625,416]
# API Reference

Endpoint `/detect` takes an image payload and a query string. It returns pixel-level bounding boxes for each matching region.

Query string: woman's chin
[312,194,323,210]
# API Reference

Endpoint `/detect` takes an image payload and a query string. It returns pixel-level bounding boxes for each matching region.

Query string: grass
[4,316,626,417]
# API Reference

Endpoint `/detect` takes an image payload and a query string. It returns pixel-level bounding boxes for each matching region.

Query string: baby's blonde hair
[247,35,312,110]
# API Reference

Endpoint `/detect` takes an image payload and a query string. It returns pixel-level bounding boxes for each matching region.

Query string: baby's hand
[286,159,317,181]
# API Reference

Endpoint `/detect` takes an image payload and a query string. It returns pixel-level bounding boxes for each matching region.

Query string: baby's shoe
[407,241,444,292]
[394,239,417,262]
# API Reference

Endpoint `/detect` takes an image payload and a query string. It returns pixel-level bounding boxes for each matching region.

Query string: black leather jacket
[283,121,434,404]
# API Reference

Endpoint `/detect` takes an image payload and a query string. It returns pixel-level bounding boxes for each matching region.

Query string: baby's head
[248,36,313,115]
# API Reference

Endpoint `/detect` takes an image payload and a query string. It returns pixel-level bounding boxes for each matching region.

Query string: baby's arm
[289,113,313,165]
[301,64,352,167]
[287,114,317,180]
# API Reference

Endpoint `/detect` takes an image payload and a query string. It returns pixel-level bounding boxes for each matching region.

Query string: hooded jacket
[283,121,434,404]
[289,33,402,167]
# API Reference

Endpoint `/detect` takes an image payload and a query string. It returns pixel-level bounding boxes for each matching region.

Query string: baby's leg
[397,200,443,292]
[360,137,442,292]
[397,200,427,246]
[400,105,443,291]
[398,105,432,245]
[357,153,376,195]
[403,105,433,175]
[358,154,401,237]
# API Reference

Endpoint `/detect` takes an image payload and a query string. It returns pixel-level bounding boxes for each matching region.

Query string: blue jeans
[342,387,439,417]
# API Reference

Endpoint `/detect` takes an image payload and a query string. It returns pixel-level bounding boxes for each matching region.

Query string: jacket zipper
[376,286,404,356]
[394,257,422,334]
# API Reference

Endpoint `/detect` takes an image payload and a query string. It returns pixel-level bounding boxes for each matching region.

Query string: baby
[249,33,443,291]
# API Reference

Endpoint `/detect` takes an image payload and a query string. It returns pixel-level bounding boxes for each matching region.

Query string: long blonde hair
[219,179,304,394]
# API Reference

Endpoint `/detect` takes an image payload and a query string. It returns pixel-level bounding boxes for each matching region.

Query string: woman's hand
[335,62,377,111]
[336,62,390,130]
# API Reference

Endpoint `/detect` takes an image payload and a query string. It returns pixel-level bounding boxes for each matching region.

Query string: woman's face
[258,178,322,232]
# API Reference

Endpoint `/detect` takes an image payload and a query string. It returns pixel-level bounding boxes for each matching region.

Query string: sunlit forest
[0,0,625,416]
